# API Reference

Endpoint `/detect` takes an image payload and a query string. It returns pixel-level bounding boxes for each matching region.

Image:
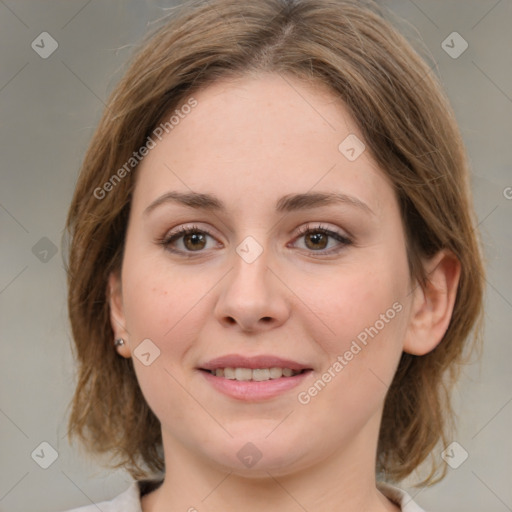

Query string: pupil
[182,231,329,251]
[185,233,205,250]
[307,232,327,250]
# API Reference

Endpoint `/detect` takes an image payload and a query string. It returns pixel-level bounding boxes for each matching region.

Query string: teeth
[253,369,270,381]
[269,367,283,379]
[223,368,235,379]
[235,368,252,381]
[211,367,302,381]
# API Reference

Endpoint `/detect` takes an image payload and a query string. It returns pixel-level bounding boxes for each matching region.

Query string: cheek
[121,246,205,340]
[295,270,406,424]
[315,263,407,353]
[302,249,410,409]
[120,255,213,426]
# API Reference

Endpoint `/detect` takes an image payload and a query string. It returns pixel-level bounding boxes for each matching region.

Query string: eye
[291,224,352,254]
[157,223,352,257]
[158,225,220,255]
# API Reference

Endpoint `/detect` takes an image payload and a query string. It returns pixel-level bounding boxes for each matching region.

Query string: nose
[213,245,290,333]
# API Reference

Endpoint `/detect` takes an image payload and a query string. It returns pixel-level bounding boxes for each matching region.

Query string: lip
[199,368,312,401]
[199,354,311,372]
[198,354,313,402]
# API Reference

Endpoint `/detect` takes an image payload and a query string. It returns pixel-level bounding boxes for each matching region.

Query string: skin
[108,72,460,512]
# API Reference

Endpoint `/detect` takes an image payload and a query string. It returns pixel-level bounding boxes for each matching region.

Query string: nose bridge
[228,229,272,283]
[228,238,273,306]
[214,235,289,331]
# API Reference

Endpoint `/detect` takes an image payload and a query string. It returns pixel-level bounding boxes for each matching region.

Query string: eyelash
[158,223,353,257]
[294,224,353,254]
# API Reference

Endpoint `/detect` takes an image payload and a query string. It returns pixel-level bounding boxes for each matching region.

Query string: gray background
[0,1,511,511]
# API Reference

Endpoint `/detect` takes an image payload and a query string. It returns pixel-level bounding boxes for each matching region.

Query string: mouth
[198,355,313,401]
[200,367,308,381]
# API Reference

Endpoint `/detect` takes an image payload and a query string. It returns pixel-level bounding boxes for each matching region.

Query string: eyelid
[159,224,220,253]
[163,223,215,240]
[290,223,353,253]
[293,222,350,239]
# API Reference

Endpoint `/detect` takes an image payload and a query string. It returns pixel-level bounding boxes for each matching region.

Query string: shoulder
[58,480,163,512]
[59,480,426,512]
[377,481,430,512]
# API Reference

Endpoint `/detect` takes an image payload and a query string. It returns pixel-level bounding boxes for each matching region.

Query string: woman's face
[110,73,417,476]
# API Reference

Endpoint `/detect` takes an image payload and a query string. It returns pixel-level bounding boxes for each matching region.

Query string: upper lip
[199,354,312,371]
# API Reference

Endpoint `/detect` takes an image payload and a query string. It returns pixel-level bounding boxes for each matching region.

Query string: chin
[200,431,313,477]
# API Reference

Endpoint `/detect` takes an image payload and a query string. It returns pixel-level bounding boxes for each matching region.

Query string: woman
[63,0,485,510]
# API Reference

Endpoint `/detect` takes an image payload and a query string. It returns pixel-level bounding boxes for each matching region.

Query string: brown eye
[304,231,329,250]
[293,224,352,255]
[182,232,207,251]
[159,225,219,255]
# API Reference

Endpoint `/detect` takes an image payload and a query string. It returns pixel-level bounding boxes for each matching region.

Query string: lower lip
[200,370,312,401]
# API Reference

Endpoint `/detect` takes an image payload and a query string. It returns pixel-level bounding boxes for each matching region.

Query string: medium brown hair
[65,0,485,484]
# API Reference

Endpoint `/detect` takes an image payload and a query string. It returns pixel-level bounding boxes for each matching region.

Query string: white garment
[61,479,428,511]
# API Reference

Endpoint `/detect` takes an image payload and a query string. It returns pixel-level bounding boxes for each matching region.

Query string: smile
[203,367,306,381]
[198,354,313,401]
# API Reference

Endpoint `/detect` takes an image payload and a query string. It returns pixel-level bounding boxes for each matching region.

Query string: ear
[107,271,131,358]
[403,249,461,356]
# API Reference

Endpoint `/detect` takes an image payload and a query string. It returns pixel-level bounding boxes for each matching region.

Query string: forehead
[132,73,394,219]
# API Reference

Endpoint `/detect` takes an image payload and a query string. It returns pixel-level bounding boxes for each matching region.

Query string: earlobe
[107,271,132,358]
[403,249,461,356]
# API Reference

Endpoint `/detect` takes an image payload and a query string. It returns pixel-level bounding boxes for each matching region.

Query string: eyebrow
[143,190,374,216]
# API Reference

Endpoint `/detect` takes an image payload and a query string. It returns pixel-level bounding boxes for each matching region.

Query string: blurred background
[0,1,511,511]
